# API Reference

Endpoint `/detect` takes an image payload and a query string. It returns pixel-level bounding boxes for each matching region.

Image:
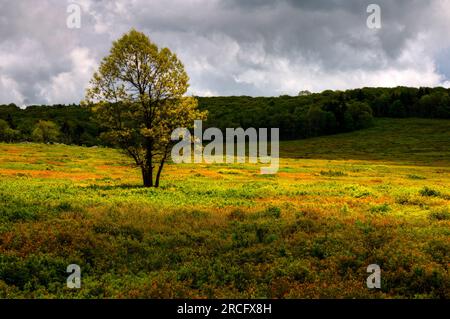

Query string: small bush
[263,206,282,219]
[407,174,426,180]
[395,194,411,205]
[429,208,450,221]
[286,260,312,282]
[426,240,449,264]
[369,203,391,214]
[419,187,440,197]
[320,170,347,177]
[0,204,41,222]
[228,209,245,221]
[218,169,240,175]
[55,202,73,212]
[93,223,143,241]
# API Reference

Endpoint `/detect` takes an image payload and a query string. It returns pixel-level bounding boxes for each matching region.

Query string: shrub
[429,208,450,221]
[369,203,391,214]
[426,240,449,264]
[320,170,347,177]
[263,206,282,219]
[0,254,67,290]
[407,174,426,180]
[228,209,245,221]
[419,187,440,197]
[286,260,312,282]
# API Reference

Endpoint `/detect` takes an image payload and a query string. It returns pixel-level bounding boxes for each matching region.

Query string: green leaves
[31,120,60,143]
[84,29,207,187]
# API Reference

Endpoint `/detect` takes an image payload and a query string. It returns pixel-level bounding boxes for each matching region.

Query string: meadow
[0,118,448,298]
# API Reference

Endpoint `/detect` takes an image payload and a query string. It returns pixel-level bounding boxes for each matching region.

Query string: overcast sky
[1,0,450,105]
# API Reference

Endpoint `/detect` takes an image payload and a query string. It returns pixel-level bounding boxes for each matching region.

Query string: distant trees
[0,85,449,145]
[345,101,373,130]
[418,92,450,118]
[0,104,99,145]
[372,93,390,116]
[194,86,449,138]
[0,104,20,143]
[357,87,450,119]
[304,106,337,136]
[389,100,406,117]
[84,29,206,187]
[298,90,312,96]
[31,120,60,143]
[0,119,19,143]
[197,94,373,139]
[60,120,87,145]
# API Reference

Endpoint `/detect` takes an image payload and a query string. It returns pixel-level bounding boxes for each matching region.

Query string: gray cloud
[0,0,449,105]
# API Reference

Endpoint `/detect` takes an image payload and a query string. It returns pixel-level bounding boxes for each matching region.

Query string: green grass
[0,118,449,298]
[281,118,450,165]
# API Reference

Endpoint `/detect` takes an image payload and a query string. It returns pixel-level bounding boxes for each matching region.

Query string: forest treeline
[1,86,450,145]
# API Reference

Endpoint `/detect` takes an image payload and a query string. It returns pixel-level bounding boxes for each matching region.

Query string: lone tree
[84,29,206,187]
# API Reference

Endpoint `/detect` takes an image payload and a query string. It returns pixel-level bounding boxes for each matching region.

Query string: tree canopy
[84,29,206,187]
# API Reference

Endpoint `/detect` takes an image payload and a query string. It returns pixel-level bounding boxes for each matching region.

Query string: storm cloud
[1,0,450,105]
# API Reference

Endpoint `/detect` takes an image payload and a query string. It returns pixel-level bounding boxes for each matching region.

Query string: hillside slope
[282,118,450,166]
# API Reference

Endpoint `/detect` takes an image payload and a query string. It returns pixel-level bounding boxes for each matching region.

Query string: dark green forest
[1,86,450,146]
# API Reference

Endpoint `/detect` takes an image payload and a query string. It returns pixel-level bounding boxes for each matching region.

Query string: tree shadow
[83,183,145,191]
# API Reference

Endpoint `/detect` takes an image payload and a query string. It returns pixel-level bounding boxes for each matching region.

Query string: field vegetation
[0,118,448,298]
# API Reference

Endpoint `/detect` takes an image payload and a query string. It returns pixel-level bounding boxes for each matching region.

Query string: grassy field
[0,118,449,298]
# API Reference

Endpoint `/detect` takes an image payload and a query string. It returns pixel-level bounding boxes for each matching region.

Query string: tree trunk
[154,147,169,188]
[142,139,153,187]
[154,161,164,188]
[141,166,153,187]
